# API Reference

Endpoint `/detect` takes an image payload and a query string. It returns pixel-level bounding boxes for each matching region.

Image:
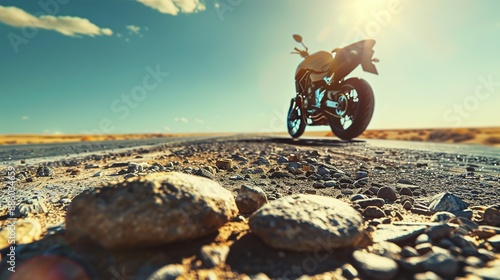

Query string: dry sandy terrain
[322,127,500,147]
[0,133,233,146]
[0,134,187,145]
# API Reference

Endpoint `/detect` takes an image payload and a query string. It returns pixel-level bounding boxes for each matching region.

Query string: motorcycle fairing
[331,40,378,84]
[295,40,378,85]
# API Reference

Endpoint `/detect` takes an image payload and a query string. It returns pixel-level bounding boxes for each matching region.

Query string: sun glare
[350,0,387,19]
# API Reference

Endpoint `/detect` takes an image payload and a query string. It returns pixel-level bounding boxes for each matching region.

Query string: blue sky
[1,0,499,134]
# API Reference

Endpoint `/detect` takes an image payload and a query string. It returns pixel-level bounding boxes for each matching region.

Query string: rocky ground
[0,136,499,280]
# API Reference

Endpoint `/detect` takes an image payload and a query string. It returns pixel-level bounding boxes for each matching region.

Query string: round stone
[353,250,398,280]
[421,252,459,278]
[483,206,500,227]
[313,182,325,189]
[399,187,413,196]
[377,187,397,201]
[249,194,364,252]
[426,224,454,240]
[403,200,413,210]
[356,171,368,180]
[356,198,385,209]
[363,206,386,219]
[431,211,456,223]
[236,185,268,213]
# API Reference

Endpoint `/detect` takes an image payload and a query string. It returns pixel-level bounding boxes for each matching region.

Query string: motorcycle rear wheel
[327,78,374,140]
[287,98,306,138]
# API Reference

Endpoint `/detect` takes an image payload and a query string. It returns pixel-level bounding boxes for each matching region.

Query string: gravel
[0,136,499,279]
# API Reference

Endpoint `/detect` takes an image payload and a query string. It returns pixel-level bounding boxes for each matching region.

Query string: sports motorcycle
[287,34,379,140]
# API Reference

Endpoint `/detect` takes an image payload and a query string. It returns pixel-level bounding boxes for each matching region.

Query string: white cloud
[163,126,171,131]
[0,6,112,37]
[126,25,141,35]
[195,118,204,124]
[136,0,206,15]
[21,115,29,120]
[174,117,189,123]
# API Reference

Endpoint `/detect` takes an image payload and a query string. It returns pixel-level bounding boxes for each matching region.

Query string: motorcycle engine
[304,86,314,109]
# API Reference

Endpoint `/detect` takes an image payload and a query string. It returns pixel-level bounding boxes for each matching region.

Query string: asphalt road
[0,136,218,164]
[1,135,498,169]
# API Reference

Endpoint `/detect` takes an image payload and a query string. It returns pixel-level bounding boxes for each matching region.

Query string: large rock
[65,172,238,249]
[428,192,469,213]
[249,194,364,252]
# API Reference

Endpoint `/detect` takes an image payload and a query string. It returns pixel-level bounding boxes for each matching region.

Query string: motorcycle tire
[287,98,306,138]
[328,78,374,140]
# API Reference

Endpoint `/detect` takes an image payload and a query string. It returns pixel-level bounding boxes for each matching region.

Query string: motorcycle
[287,34,379,140]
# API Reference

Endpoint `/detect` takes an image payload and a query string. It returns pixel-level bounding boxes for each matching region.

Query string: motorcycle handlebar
[292,47,308,58]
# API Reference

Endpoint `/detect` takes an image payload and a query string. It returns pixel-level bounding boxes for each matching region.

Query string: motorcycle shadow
[260,137,365,147]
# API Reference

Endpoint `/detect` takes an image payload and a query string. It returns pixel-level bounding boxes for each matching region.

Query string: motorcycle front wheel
[327,78,374,140]
[287,98,306,138]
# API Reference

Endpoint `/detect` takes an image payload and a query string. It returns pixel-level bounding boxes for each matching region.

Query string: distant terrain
[1,127,499,147]
[0,133,218,146]
[324,127,500,147]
